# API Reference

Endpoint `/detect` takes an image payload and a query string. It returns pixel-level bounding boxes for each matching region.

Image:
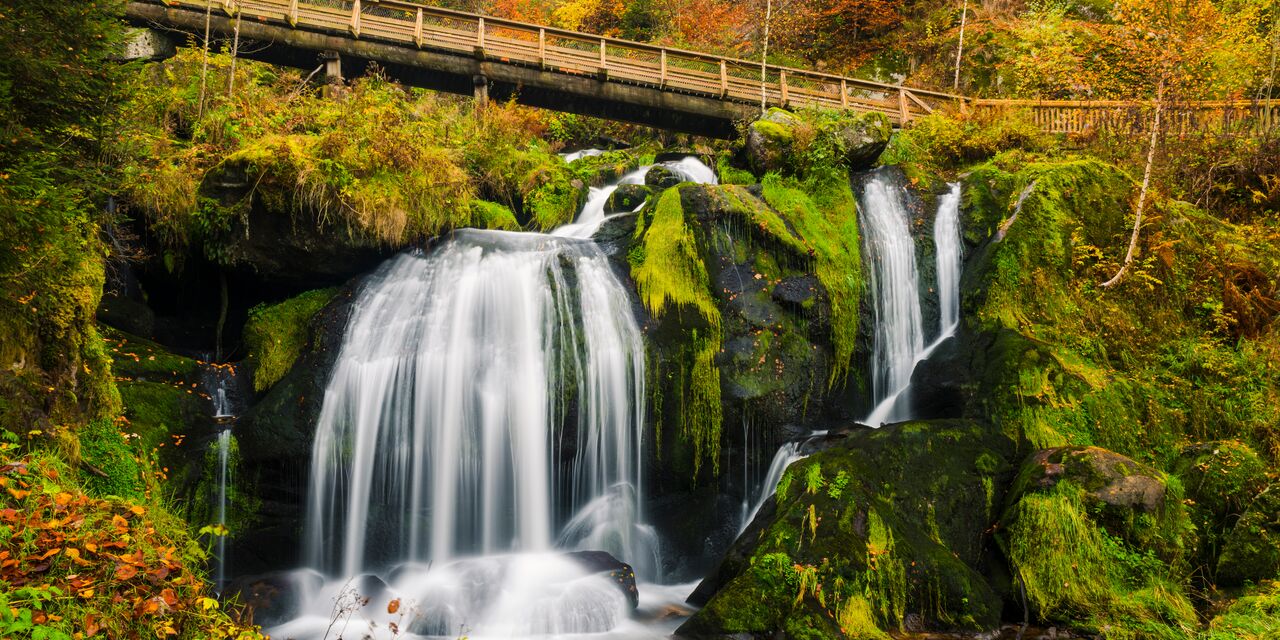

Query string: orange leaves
[115,564,139,581]
[387,597,401,614]
[84,612,103,636]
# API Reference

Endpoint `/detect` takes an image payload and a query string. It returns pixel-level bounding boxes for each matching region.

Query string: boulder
[681,420,1015,637]
[605,184,651,214]
[1172,440,1269,574]
[837,112,892,170]
[645,165,683,191]
[743,109,800,175]
[565,550,640,610]
[1217,485,1280,585]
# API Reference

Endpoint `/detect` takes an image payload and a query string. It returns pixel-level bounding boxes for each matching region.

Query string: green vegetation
[1202,581,1280,640]
[631,188,723,474]
[0,435,262,639]
[760,175,864,384]
[470,200,521,231]
[243,288,339,392]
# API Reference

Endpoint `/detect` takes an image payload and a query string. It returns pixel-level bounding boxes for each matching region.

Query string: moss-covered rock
[1201,580,1280,639]
[243,288,339,393]
[469,199,520,231]
[1173,440,1270,576]
[681,420,1015,638]
[605,184,651,214]
[744,108,891,179]
[999,446,1196,638]
[1217,486,1280,586]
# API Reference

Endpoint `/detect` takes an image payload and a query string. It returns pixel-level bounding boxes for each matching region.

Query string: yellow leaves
[198,596,220,611]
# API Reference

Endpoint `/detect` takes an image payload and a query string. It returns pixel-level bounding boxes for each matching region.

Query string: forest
[1,0,1278,638]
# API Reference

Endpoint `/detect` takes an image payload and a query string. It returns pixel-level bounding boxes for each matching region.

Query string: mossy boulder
[998,446,1196,637]
[1173,440,1270,574]
[744,109,801,176]
[243,288,340,393]
[1217,485,1280,586]
[744,109,891,177]
[645,165,684,191]
[605,184,651,213]
[680,420,1015,638]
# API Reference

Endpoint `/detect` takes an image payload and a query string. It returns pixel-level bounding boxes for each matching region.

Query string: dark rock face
[606,184,651,214]
[565,550,640,609]
[680,420,1016,637]
[224,570,323,628]
[230,281,360,576]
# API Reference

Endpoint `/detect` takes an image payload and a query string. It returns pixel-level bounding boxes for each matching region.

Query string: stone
[564,550,639,610]
[605,184,651,214]
[645,165,683,191]
[1217,485,1280,586]
[838,111,893,170]
[1022,446,1166,515]
[743,109,800,175]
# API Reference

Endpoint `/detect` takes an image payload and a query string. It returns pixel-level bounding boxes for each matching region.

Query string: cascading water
[860,174,926,424]
[275,156,717,639]
[862,179,963,425]
[200,363,241,591]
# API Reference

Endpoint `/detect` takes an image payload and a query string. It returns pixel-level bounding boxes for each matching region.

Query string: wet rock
[682,420,1015,637]
[770,275,819,310]
[645,165,683,191]
[565,550,639,610]
[223,570,323,628]
[606,184,651,214]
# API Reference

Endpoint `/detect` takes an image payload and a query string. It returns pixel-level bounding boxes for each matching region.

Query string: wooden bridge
[127,0,1278,138]
[126,0,964,137]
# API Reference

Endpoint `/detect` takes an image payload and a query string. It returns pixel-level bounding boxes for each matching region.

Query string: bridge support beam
[473,74,489,108]
[321,51,343,98]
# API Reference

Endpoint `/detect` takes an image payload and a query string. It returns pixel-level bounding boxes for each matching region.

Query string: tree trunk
[1101,80,1164,289]
[227,6,242,98]
[198,1,213,118]
[760,0,772,115]
[953,0,969,91]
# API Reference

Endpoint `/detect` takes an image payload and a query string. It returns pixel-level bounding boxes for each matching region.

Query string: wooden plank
[538,28,546,67]
[350,0,361,38]
[288,0,298,25]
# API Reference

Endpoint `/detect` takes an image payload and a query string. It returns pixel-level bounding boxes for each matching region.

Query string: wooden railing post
[599,38,607,76]
[414,8,423,47]
[475,17,485,58]
[222,0,234,16]
[779,70,789,106]
[660,50,667,88]
[287,0,298,26]
[898,88,909,124]
[719,60,728,97]
[840,79,848,108]
[538,28,546,68]
[350,0,361,38]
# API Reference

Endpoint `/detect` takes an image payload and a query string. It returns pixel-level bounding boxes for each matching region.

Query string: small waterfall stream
[743,179,965,531]
[275,156,716,639]
[201,363,241,592]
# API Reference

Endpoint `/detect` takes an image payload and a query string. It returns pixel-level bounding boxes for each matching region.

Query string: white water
[554,155,718,239]
[214,429,232,590]
[738,441,803,533]
[562,148,605,163]
[863,180,963,426]
[860,174,926,424]
[279,157,716,638]
[201,364,239,591]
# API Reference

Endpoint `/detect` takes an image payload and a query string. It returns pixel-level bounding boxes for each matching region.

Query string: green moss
[78,418,143,499]
[243,288,338,392]
[469,199,520,231]
[631,188,723,475]
[101,326,200,381]
[523,165,585,232]
[1000,481,1197,637]
[716,156,757,186]
[761,175,863,384]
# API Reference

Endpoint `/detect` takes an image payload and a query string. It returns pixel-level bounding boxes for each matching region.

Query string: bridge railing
[155,0,968,124]
[972,99,1280,136]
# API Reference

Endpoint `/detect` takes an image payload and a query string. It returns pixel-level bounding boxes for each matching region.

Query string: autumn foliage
[0,447,263,639]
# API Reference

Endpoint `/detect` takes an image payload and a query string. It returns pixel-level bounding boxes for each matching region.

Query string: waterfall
[860,174,925,424]
[738,441,803,533]
[200,363,241,592]
[862,179,964,425]
[303,232,651,577]
[281,157,717,639]
[935,183,963,334]
[213,429,232,590]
